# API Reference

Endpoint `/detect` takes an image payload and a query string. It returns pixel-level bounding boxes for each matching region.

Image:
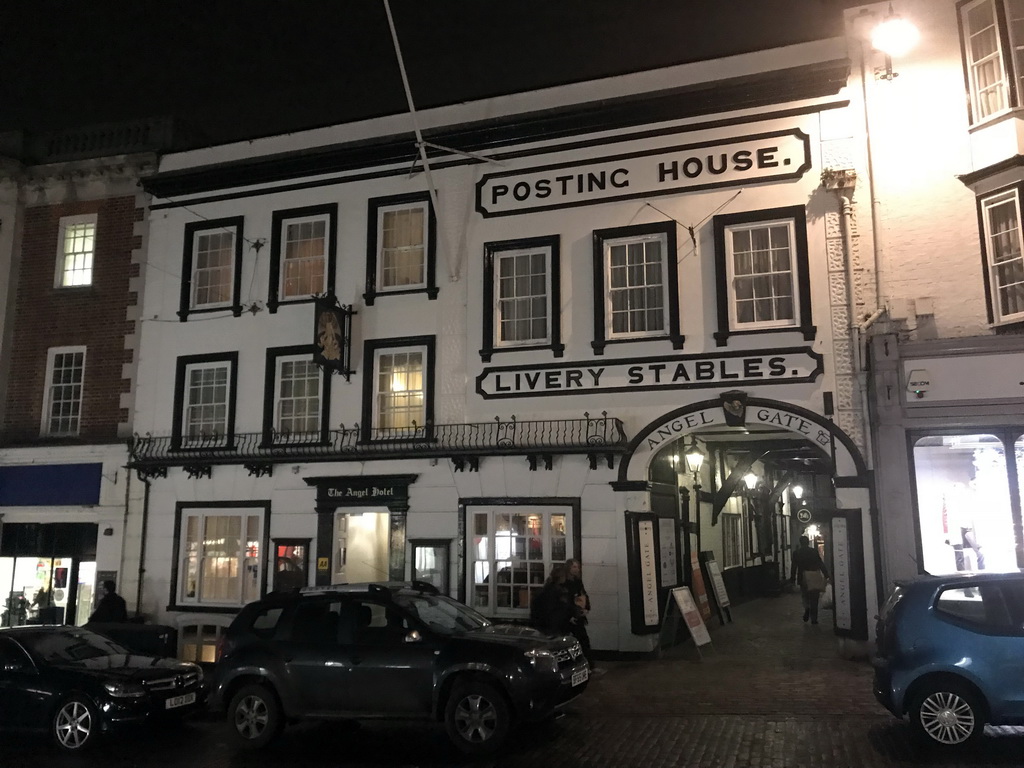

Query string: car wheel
[909,681,986,748]
[52,695,99,752]
[228,683,283,749]
[444,680,511,755]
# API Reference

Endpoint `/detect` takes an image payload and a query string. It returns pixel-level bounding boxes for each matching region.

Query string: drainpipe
[135,475,151,618]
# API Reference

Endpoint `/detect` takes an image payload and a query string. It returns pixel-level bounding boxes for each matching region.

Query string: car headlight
[524,648,559,675]
[103,680,146,698]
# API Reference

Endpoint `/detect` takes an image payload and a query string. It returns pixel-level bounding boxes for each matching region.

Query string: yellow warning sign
[317,557,329,571]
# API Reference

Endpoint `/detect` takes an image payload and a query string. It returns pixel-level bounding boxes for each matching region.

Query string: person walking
[529,564,575,636]
[564,558,596,669]
[790,535,828,625]
[88,580,129,623]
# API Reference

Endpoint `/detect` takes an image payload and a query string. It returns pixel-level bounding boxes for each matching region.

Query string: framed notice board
[699,551,733,625]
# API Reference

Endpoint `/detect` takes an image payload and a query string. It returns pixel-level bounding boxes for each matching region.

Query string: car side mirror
[404,630,422,644]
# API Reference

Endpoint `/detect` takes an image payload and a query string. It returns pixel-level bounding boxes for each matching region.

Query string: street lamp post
[683,437,706,556]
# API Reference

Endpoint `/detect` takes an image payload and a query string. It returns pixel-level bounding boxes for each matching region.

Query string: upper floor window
[179,217,244,320]
[172,352,238,449]
[591,221,682,354]
[55,214,96,288]
[364,193,438,305]
[263,346,329,445]
[480,235,563,361]
[712,205,814,346]
[41,346,86,437]
[269,204,337,312]
[175,504,266,608]
[980,187,1024,323]
[959,0,1024,123]
[361,336,434,441]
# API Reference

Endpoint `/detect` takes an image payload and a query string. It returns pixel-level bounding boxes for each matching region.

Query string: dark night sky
[0,1,853,148]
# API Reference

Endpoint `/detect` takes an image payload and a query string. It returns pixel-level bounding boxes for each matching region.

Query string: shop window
[712,205,814,346]
[958,0,1024,123]
[913,434,1019,575]
[979,188,1024,324]
[364,193,438,305]
[480,236,563,361]
[469,508,571,619]
[272,539,310,593]
[262,346,329,446]
[361,336,434,441]
[268,204,336,312]
[172,352,238,449]
[410,539,451,593]
[55,214,96,287]
[591,221,682,353]
[176,507,264,608]
[178,217,244,320]
[41,346,86,437]
[722,513,743,569]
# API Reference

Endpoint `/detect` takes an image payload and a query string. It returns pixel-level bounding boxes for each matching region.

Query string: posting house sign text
[476,347,823,399]
[475,128,811,217]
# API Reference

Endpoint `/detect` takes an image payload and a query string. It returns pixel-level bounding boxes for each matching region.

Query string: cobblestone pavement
[6,590,1024,767]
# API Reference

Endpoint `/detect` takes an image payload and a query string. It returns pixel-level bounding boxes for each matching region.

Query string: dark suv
[873,572,1024,748]
[207,582,589,754]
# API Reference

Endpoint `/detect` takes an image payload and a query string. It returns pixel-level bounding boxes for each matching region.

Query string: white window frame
[722,513,743,570]
[376,201,428,292]
[190,227,236,310]
[54,214,97,288]
[177,509,264,608]
[181,360,233,447]
[724,217,800,331]
[372,344,427,435]
[982,189,1024,323]
[603,231,670,340]
[493,244,552,348]
[40,346,86,437]
[960,0,1024,122]
[468,507,573,619]
[273,355,323,441]
[278,213,329,299]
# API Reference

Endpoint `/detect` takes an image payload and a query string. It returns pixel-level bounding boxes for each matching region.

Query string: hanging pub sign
[475,128,811,217]
[313,296,355,380]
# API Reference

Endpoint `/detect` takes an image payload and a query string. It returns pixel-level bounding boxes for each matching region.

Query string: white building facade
[132,30,880,660]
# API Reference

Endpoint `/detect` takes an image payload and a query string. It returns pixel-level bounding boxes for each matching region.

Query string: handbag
[803,569,827,593]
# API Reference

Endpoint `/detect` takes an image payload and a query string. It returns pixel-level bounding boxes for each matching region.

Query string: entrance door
[333,511,390,584]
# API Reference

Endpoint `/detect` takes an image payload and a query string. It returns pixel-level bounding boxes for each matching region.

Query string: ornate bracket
[183,464,212,480]
[587,453,616,471]
[135,466,167,482]
[244,462,274,478]
[450,456,480,473]
[527,454,553,471]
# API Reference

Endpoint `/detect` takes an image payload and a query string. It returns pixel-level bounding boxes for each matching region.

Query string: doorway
[332,511,390,584]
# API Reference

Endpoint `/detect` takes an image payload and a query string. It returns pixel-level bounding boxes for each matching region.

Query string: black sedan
[0,625,204,751]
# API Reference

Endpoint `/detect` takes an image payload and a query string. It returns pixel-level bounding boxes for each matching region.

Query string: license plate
[165,691,197,710]
[571,667,589,686]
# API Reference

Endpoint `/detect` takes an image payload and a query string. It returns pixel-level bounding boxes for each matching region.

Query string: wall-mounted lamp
[871,4,920,81]
[791,484,804,500]
[683,437,705,478]
[743,472,759,492]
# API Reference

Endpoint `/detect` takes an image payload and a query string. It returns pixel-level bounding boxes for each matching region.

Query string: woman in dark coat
[790,535,829,625]
[530,564,575,636]
[563,558,595,668]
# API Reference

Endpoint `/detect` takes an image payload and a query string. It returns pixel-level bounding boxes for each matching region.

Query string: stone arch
[617,396,869,484]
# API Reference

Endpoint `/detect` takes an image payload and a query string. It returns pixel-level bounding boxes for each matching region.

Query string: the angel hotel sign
[475,128,811,217]
[476,347,822,399]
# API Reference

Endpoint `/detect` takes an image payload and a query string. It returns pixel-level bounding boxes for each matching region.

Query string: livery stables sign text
[476,348,822,399]
[475,129,811,217]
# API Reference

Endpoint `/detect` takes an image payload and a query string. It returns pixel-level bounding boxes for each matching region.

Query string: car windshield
[16,628,130,665]
[394,594,491,635]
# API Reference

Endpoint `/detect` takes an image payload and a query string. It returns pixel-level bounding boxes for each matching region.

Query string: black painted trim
[364,192,438,305]
[958,154,1024,187]
[178,217,245,321]
[145,62,849,203]
[625,511,662,635]
[480,235,563,362]
[458,496,583,616]
[171,351,239,451]
[267,203,338,313]
[591,221,681,355]
[712,204,813,347]
[975,181,1024,325]
[360,335,436,443]
[956,0,1019,125]
[261,345,331,448]
[168,499,272,612]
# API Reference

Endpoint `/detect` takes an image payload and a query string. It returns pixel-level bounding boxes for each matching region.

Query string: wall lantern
[791,484,804,500]
[684,438,705,477]
[743,472,759,492]
[871,4,920,80]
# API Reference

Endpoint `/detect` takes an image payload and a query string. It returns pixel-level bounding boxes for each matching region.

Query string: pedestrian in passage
[790,535,828,625]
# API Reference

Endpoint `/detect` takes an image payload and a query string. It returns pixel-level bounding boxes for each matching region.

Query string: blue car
[873,572,1024,748]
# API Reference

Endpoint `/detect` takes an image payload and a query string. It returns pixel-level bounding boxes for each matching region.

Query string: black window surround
[360,335,436,443]
[711,204,815,347]
[262,345,332,448]
[364,192,438,305]
[591,220,682,355]
[956,0,1020,125]
[976,182,1024,328]
[171,351,240,451]
[268,203,338,313]
[480,235,564,362]
[178,216,245,321]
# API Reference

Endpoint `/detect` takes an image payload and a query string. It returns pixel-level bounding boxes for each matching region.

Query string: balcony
[127,413,629,478]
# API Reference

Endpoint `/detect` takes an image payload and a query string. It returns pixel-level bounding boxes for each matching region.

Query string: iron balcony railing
[127,413,628,474]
